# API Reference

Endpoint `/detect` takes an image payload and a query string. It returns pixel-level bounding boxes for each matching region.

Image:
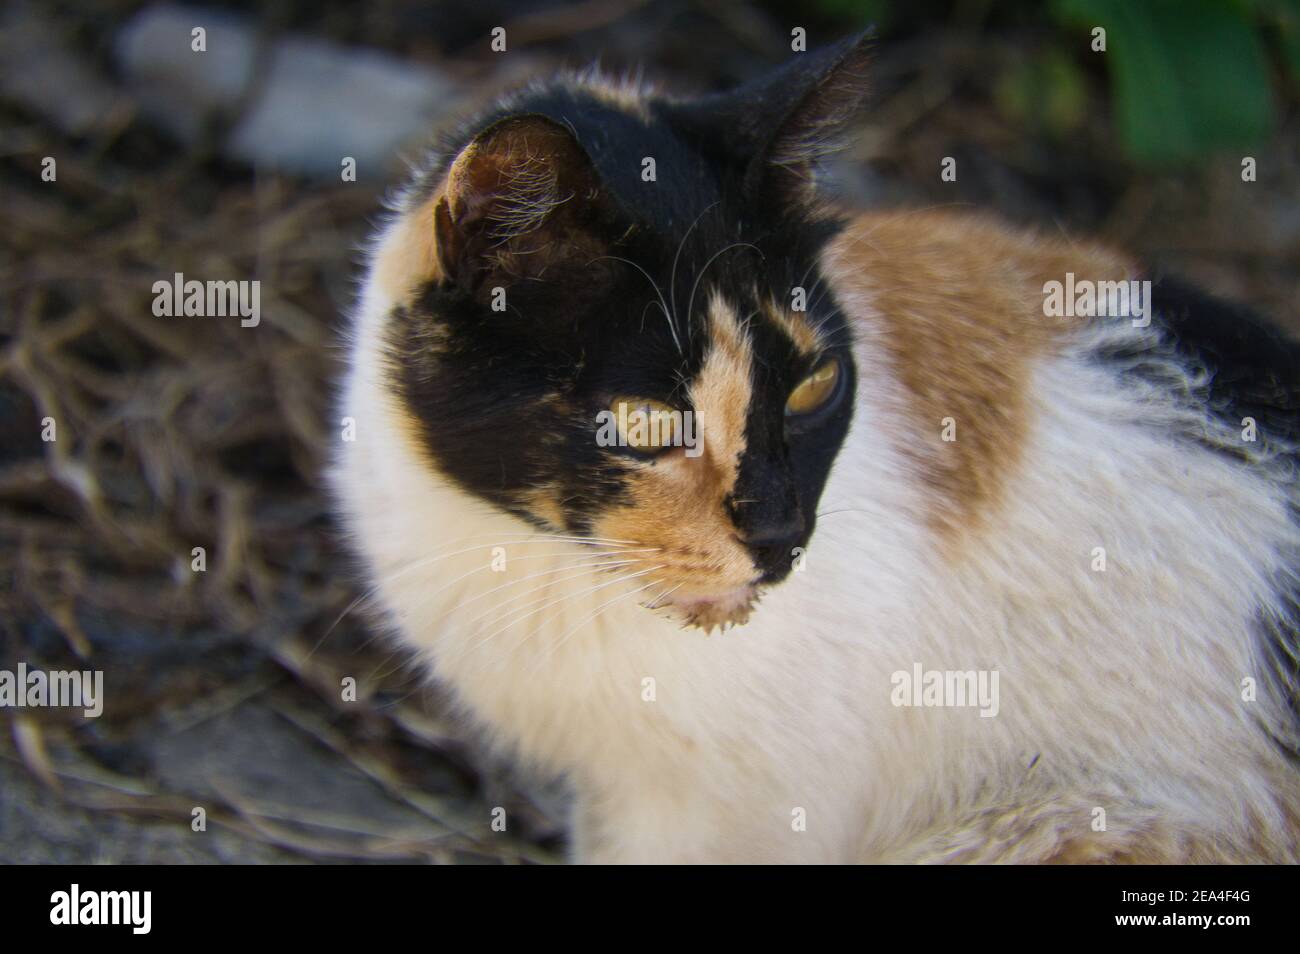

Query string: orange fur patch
[692,292,755,492]
[516,485,569,531]
[765,297,826,356]
[822,210,1136,539]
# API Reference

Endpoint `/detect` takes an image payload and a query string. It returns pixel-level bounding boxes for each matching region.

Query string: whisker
[409,548,646,618]
[465,561,655,642]
[685,243,763,338]
[469,565,666,661]
[816,507,876,518]
[645,580,685,610]
[431,563,664,674]
[304,535,650,663]
[450,557,647,629]
[796,257,828,312]
[590,254,680,354]
[670,200,721,333]
[527,576,667,674]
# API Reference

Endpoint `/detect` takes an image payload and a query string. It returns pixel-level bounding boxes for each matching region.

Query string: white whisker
[451,557,647,629]
[527,576,667,675]
[304,534,652,662]
[590,254,680,354]
[685,242,763,338]
[466,565,666,662]
[671,200,721,335]
[645,580,685,610]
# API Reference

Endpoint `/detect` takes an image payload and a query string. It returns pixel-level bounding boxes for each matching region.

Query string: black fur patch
[1148,274,1300,453]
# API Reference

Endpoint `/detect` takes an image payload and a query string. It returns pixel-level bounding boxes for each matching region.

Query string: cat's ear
[670,32,873,210]
[433,114,617,298]
[747,32,873,204]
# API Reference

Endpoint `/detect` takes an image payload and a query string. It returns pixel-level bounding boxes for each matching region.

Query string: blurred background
[1,0,1297,863]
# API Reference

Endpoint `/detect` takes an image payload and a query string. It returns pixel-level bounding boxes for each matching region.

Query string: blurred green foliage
[1054,0,1278,164]
[815,0,1300,165]
[994,49,1090,141]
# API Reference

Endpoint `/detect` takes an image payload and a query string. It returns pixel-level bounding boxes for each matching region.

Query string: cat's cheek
[589,458,758,600]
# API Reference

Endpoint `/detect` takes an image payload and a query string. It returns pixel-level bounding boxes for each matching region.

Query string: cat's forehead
[533,83,836,338]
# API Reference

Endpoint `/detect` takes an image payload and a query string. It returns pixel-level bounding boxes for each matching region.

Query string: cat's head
[382,34,871,629]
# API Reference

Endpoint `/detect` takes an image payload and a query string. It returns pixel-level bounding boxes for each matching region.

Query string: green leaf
[1053,0,1274,164]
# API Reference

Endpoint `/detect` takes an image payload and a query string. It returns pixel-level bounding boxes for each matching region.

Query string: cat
[331,33,1300,863]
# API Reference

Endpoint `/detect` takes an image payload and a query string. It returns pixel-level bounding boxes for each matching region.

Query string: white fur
[332,216,1298,863]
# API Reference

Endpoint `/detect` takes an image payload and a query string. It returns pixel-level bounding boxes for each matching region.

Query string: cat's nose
[739,515,805,548]
[737,514,806,582]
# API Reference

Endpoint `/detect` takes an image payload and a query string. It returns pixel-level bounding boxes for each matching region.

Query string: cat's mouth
[650,584,759,633]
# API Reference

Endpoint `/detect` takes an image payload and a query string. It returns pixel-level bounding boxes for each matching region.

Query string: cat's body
[333,36,1300,863]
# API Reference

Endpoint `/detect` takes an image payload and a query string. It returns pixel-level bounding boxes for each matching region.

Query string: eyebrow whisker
[589,253,682,354]
[684,242,764,341]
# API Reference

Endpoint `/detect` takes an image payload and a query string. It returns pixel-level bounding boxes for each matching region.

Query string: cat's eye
[609,397,681,455]
[785,359,841,417]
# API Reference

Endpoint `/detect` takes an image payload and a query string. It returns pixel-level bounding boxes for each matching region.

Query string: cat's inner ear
[433,114,614,298]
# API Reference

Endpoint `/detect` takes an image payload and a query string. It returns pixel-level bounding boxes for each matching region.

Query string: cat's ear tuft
[433,114,615,297]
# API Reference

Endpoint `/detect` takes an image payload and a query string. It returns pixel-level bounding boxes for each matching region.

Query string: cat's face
[386,37,871,628]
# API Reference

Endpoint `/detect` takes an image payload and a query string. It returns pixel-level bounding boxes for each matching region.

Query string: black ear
[751,32,873,201]
[670,32,873,208]
[433,114,619,300]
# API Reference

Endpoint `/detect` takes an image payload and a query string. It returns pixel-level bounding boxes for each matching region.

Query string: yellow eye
[609,397,681,454]
[785,359,840,416]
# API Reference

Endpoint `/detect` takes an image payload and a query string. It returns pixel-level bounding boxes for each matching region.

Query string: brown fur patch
[516,485,568,531]
[822,210,1136,539]
[433,117,613,294]
[377,121,582,306]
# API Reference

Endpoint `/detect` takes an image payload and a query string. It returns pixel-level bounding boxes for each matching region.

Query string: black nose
[738,515,806,583]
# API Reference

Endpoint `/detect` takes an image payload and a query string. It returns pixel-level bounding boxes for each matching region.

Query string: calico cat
[332,33,1300,863]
